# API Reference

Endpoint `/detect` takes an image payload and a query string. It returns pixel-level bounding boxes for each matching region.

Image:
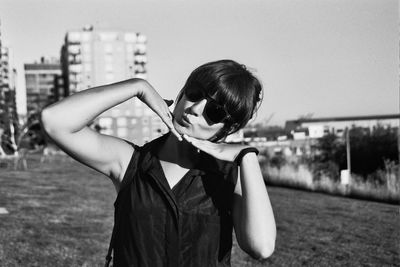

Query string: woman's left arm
[182,135,276,259]
[232,152,276,260]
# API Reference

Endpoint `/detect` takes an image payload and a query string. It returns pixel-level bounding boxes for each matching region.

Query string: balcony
[134,43,146,55]
[134,64,146,74]
[68,45,81,55]
[136,34,147,43]
[134,55,147,64]
[69,64,83,73]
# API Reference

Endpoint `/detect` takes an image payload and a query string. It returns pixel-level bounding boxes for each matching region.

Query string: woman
[41,59,276,266]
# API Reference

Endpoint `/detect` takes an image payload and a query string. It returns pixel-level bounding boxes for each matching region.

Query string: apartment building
[60,26,166,145]
[24,57,62,117]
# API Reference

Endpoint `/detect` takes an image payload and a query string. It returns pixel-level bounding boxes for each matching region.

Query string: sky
[0,0,398,126]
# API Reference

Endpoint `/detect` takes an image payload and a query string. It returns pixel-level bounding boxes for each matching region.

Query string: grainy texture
[0,155,398,266]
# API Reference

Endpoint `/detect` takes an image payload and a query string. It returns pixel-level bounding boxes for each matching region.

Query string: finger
[183,135,213,152]
[161,113,182,141]
[166,112,183,141]
[182,134,197,147]
[170,128,183,141]
[156,102,182,141]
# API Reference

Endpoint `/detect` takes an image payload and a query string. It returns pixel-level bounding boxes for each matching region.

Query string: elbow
[240,230,276,260]
[247,240,275,261]
[257,242,275,260]
[40,108,52,133]
[40,108,58,134]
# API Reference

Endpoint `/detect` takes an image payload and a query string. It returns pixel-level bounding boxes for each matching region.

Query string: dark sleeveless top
[112,134,239,267]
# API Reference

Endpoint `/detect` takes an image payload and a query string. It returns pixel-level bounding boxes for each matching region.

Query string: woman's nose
[188,99,207,116]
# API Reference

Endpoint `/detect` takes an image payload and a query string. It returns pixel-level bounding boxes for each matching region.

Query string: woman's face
[172,92,225,141]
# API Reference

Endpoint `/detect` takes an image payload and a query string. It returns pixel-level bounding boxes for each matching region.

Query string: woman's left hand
[183,134,250,162]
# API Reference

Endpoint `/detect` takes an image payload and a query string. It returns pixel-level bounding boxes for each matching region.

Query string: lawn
[0,155,398,266]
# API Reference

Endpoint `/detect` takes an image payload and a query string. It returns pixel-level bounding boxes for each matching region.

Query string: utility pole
[346,127,351,176]
[340,127,351,187]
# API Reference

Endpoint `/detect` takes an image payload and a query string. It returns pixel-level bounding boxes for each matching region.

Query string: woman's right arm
[40,78,179,191]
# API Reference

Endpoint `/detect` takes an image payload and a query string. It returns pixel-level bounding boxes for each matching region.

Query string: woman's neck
[157,133,200,169]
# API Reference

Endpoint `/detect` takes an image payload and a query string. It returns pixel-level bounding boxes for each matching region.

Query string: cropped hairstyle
[177,59,263,142]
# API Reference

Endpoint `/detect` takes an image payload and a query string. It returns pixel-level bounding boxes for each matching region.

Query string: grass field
[0,155,399,266]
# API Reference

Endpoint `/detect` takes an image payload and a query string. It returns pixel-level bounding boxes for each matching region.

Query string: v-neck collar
[155,159,194,193]
[140,133,233,196]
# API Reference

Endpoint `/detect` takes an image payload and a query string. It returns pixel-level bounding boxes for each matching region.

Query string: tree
[313,125,398,179]
[350,125,398,176]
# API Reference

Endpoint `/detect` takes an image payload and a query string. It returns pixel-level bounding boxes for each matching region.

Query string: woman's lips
[180,114,191,126]
[182,114,191,124]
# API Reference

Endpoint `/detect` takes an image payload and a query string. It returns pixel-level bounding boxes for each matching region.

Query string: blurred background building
[285,114,400,139]
[244,114,400,158]
[24,57,62,120]
[60,25,166,145]
[0,20,19,154]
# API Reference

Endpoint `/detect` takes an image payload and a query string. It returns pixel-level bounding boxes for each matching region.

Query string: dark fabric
[113,134,238,267]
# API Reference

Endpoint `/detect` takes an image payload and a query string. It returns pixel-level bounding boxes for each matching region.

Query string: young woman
[41,59,276,266]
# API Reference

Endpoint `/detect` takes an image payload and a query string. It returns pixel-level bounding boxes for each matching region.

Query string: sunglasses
[184,82,231,124]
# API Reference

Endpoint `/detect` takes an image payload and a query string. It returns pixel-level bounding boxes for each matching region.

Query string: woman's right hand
[136,80,182,141]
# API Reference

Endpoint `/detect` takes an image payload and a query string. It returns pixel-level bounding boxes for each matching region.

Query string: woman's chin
[172,120,217,141]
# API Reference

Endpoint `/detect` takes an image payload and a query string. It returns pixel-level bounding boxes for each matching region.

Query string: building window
[100,32,117,42]
[142,126,149,134]
[124,33,137,42]
[68,45,81,54]
[105,54,113,62]
[117,117,127,127]
[131,118,137,125]
[126,44,134,53]
[142,117,149,125]
[82,43,91,52]
[117,128,128,137]
[104,43,113,54]
[99,117,113,128]
[105,64,113,72]
[25,75,36,84]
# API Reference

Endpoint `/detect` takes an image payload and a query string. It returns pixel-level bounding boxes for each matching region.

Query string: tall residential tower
[60,26,166,145]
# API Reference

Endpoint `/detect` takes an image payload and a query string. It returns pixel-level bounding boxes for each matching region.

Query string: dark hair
[178,59,263,142]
